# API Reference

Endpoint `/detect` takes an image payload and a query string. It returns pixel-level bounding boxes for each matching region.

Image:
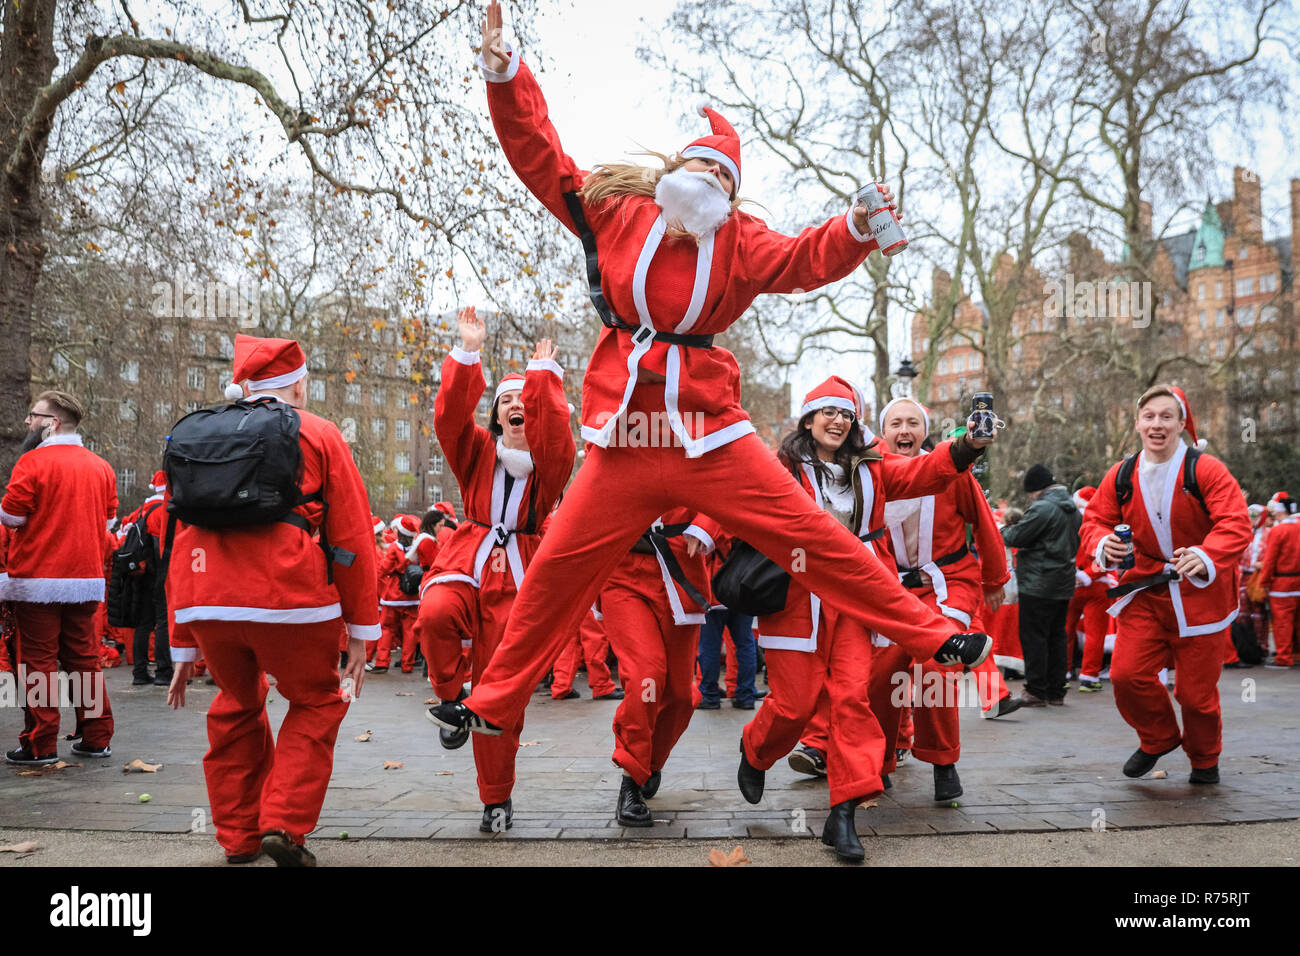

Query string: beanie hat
[682,103,742,195]
[1024,464,1055,493]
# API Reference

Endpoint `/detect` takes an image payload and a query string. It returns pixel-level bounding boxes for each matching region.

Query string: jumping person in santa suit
[416,305,575,833]
[165,334,381,865]
[736,381,993,861]
[431,3,997,790]
[1080,385,1251,784]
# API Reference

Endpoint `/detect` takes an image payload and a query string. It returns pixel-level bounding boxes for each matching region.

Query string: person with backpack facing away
[374,514,421,674]
[118,471,173,686]
[2,390,118,764]
[164,334,380,866]
[1256,496,1299,669]
[1080,385,1251,784]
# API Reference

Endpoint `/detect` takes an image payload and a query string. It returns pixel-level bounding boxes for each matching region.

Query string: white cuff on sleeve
[0,507,28,528]
[683,524,716,555]
[449,345,481,366]
[526,358,564,379]
[845,205,872,243]
[477,41,521,83]
[1093,536,1116,572]
[170,646,200,663]
[1076,569,1092,587]
[347,622,382,642]
[1184,547,1216,588]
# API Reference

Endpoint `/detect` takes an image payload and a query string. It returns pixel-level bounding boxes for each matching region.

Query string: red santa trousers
[464,419,956,734]
[377,605,418,670]
[866,641,963,772]
[417,571,525,805]
[601,560,700,785]
[1077,597,1112,681]
[551,608,617,698]
[743,608,883,806]
[13,601,114,753]
[1110,590,1224,769]
[1270,595,1297,667]
[189,618,346,856]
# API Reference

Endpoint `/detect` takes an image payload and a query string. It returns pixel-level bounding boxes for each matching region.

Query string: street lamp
[892,357,918,398]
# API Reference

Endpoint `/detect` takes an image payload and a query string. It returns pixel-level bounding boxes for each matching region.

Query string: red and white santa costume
[741,381,982,807]
[459,49,977,748]
[376,514,421,672]
[1078,391,1251,771]
[550,602,618,699]
[415,352,574,806]
[1066,487,1116,684]
[165,334,381,856]
[1257,506,1300,667]
[1,429,118,756]
[599,507,718,785]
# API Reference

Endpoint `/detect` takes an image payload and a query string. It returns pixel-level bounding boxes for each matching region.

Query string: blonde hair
[1136,384,1184,418]
[580,150,743,242]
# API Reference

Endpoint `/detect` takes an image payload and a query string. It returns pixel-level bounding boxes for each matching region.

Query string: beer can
[970,391,996,439]
[1115,524,1134,570]
[855,183,908,256]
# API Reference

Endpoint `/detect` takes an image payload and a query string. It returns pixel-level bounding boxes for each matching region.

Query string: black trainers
[737,740,765,804]
[439,725,470,750]
[1122,743,1181,778]
[983,694,1024,719]
[934,763,963,802]
[594,687,625,700]
[641,769,662,799]
[1189,765,1219,785]
[260,831,316,867]
[426,701,502,737]
[933,632,993,668]
[70,742,112,758]
[5,747,58,766]
[226,849,262,864]
[695,698,721,710]
[480,799,514,833]
[616,776,653,827]
[553,689,580,700]
[787,745,828,777]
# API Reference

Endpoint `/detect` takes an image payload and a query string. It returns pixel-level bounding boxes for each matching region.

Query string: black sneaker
[226,849,262,864]
[70,742,112,758]
[480,799,514,833]
[1122,742,1181,778]
[933,632,993,668]
[933,763,963,802]
[426,701,502,737]
[696,698,721,710]
[787,745,827,777]
[553,689,580,700]
[1189,765,1219,785]
[132,675,152,686]
[260,831,316,867]
[594,687,625,700]
[616,776,653,827]
[5,747,58,766]
[439,725,470,750]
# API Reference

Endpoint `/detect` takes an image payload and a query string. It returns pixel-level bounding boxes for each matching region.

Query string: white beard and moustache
[654,167,733,240]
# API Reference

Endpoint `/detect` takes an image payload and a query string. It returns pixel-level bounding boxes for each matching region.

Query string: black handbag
[709,540,791,617]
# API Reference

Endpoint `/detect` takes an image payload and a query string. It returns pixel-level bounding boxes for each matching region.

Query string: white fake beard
[496,440,534,480]
[654,167,733,239]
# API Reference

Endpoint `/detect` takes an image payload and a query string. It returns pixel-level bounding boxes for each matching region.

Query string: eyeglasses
[25,411,59,423]
[818,407,856,424]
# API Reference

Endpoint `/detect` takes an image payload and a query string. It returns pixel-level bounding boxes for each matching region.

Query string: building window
[117,469,137,492]
[1215,309,1225,327]
[394,451,411,472]
[1197,283,1205,300]
[155,401,173,422]
[953,355,966,372]
[186,367,205,390]
[1042,315,1055,332]
[52,354,69,375]
[395,420,411,441]
[1261,305,1278,324]
[346,384,361,404]
[396,357,411,377]
[310,353,327,371]
[1236,277,1253,297]
[970,353,982,370]
[121,360,139,383]
[217,334,234,359]
[1214,340,1226,358]
[372,387,386,406]
[370,354,387,376]
[1239,246,1248,260]
[86,357,100,377]
[191,332,206,355]
[396,391,408,409]
[938,358,950,375]
[1237,306,1255,326]
[372,450,385,470]
[1214,281,1222,299]
[371,417,386,439]
[431,454,444,475]
[1198,310,1207,329]
[395,487,409,507]
[309,379,325,402]
[1260,273,1277,293]
[431,486,442,502]
[160,366,174,385]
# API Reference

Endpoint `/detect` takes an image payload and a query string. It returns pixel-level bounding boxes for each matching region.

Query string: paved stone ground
[2,662,1298,843]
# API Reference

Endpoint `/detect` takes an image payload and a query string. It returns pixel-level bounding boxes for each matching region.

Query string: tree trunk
[1,0,58,477]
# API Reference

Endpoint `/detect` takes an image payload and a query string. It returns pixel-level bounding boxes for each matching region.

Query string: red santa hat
[149,470,167,493]
[682,103,742,195]
[1267,491,1290,515]
[225,333,307,401]
[800,376,874,443]
[493,374,525,404]
[390,514,419,537]
[382,527,397,544]
[1073,485,1097,511]
[878,397,931,435]
[433,501,457,522]
[371,514,385,535]
[1166,385,1207,451]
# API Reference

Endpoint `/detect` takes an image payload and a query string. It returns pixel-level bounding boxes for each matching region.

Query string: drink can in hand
[855,183,908,256]
[1115,524,1134,570]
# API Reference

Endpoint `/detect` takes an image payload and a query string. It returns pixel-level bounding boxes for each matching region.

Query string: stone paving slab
[3,663,1299,842]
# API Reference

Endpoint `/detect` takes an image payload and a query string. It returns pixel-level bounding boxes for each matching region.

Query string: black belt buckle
[632,326,654,346]
[493,526,510,546]
[901,569,923,589]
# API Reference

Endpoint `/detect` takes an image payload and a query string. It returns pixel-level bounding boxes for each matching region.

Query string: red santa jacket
[422,347,574,594]
[379,541,418,607]
[754,438,968,652]
[165,399,381,655]
[603,507,721,627]
[1079,443,1251,637]
[882,457,1009,628]
[1257,517,1300,598]
[482,51,877,459]
[0,434,118,603]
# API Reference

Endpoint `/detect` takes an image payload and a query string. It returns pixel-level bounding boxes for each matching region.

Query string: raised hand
[531,337,559,363]
[480,1,509,73]
[851,182,902,236]
[458,305,487,352]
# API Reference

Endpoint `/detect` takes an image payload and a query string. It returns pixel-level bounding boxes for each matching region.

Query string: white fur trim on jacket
[496,441,534,479]
[38,433,85,448]
[0,507,27,528]
[0,577,105,603]
[845,205,871,243]
[525,357,564,379]
[683,524,715,554]
[1184,546,1215,587]
[173,603,343,625]
[477,41,522,83]
[170,646,200,663]
[449,345,482,366]
[347,623,382,641]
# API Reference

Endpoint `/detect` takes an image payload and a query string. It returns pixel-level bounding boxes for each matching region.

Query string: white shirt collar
[39,432,84,448]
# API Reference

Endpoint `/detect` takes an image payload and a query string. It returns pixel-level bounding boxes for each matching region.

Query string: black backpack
[162,397,354,581]
[399,562,424,596]
[1230,617,1266,666]
[1114,447,1207,514]
[710,540,791,617]
[106,502,163,629]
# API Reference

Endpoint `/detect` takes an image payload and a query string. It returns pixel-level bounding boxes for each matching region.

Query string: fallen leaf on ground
[424,698,437,705]
[434,770,454,776]
[519,740,540,747]
[1151,770,1167,779]
[395,692,413,697]
[861,800,878,808]
[383,760,404,770]
[0,841,39,854]
[123,759,162,773]
[708,845,751,867]
[355,730,373,742]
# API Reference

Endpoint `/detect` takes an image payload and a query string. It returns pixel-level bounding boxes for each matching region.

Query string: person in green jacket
[1002,465,1082,706]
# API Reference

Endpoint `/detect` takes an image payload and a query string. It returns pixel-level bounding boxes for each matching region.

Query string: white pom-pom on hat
[224,382,245,401]
[696,100,713,118]
[1194,438,1208,451]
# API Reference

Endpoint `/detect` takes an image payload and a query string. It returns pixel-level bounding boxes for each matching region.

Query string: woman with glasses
[739,377,989,862]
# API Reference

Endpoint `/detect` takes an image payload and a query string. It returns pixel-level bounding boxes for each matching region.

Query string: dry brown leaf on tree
[708,845,751,867]
[0,841,40,854]
[383,760,404,770]
[123,759,162,773]
[355,730,373,742]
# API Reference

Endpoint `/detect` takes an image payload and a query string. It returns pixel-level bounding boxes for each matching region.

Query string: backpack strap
[1114,448,1208,515]
[1114,452,1139,508]
[1182,447,1208,514]
[280,491,356,586]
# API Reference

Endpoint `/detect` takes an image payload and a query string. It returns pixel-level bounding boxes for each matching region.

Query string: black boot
[641,769,662,799]
[821,801,865,863]
[480,799,513,833]
[934,763,963,802]
[737,741,765,804]
[1122,742,1180,778]
[617,775,654,827]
